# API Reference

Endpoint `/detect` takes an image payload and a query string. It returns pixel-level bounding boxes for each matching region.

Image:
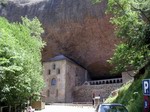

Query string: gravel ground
[35,105,95,112]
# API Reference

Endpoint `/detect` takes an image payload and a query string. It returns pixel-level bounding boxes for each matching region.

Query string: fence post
[9,106,11,112]
[0,106,8,112]
[15,104,17,112]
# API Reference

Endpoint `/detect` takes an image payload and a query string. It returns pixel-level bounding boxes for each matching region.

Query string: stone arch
[84,81,89,85]
[117,79,120,83]
[110,80,112,84]
[90,82,93,85]
[102,81,105,84]
[99,81,101,84]
[96,82,99,85]
[113,80,116,83]
[106,81,109,84]
[93,82,96,85]
[120,79,123,83]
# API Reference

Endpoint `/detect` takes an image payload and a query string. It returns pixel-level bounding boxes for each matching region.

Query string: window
[48,69,51,75]
[57,68,60,74]
[100,105,128,112]
[53,64,56,70]
[51,78,56,86]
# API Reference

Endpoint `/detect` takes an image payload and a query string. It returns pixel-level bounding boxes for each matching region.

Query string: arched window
[48,69,51,75]
[53,64,56,70]
[51,78,56,86]
[57,68,60,74]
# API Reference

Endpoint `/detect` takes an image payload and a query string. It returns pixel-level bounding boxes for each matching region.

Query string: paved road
[35,105,95,112]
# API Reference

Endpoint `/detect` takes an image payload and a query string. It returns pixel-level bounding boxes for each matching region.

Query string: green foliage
[0,17,45,105]
[0,0,8,4]
[92,0,102,4]
[95,0,150,73]
[94,0,150,111]
[105,69,150,112]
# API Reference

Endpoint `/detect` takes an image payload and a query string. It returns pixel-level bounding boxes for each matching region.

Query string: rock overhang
[0,0,121,79]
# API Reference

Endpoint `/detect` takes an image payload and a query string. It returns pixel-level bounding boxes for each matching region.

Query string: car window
[100,105,111,112]
[114,106,128,112]
[100,105,128,112]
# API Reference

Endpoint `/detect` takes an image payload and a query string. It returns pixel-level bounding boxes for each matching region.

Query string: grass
[105,69,150,112]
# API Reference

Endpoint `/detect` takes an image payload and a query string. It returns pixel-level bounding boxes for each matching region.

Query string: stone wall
[122,71,134,84]
[73,84,122,102]
[65,61,87,103]
[73,72,133,103]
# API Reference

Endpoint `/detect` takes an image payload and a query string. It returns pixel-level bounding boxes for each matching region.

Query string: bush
[105,69,150,112]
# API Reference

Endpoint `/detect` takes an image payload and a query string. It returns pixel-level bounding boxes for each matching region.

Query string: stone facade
[42,60,66,103]
[42,55,87,103]
[42,55,133,103]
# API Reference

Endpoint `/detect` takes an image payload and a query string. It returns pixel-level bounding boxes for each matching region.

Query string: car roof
[100,103,123,106]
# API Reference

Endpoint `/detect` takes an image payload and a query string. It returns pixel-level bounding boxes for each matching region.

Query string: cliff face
[0,0,120,79]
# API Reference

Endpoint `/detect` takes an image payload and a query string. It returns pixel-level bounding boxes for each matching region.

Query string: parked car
[95,103,128,112]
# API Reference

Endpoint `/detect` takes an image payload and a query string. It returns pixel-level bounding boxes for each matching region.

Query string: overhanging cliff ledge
[0,0,120,79]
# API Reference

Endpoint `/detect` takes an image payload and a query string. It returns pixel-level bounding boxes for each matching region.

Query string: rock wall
[0,0,120,79]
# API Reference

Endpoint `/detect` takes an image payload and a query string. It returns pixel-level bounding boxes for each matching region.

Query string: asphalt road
[35,105,95,112]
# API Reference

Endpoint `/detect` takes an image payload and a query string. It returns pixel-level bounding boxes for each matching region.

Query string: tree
[0,0,8,4]
[96,0,150,76]
[0,17,45,106]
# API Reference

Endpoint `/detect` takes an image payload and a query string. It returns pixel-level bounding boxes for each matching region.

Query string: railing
[0,104,27,112]
[0,106,9,112]
[83,78,123,85]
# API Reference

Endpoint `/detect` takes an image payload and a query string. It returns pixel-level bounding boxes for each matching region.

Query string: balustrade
[85,78,122,85]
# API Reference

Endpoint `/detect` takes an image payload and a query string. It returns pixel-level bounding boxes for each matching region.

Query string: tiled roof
[46,55,86,69]
[49,55,69,61]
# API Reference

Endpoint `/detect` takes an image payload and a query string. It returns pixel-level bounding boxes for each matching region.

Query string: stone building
[42,55,88,103]
[42,55,133,104]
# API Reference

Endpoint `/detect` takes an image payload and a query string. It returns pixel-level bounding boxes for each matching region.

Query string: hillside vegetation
[105,69,150,112]
[99,1,150,111]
